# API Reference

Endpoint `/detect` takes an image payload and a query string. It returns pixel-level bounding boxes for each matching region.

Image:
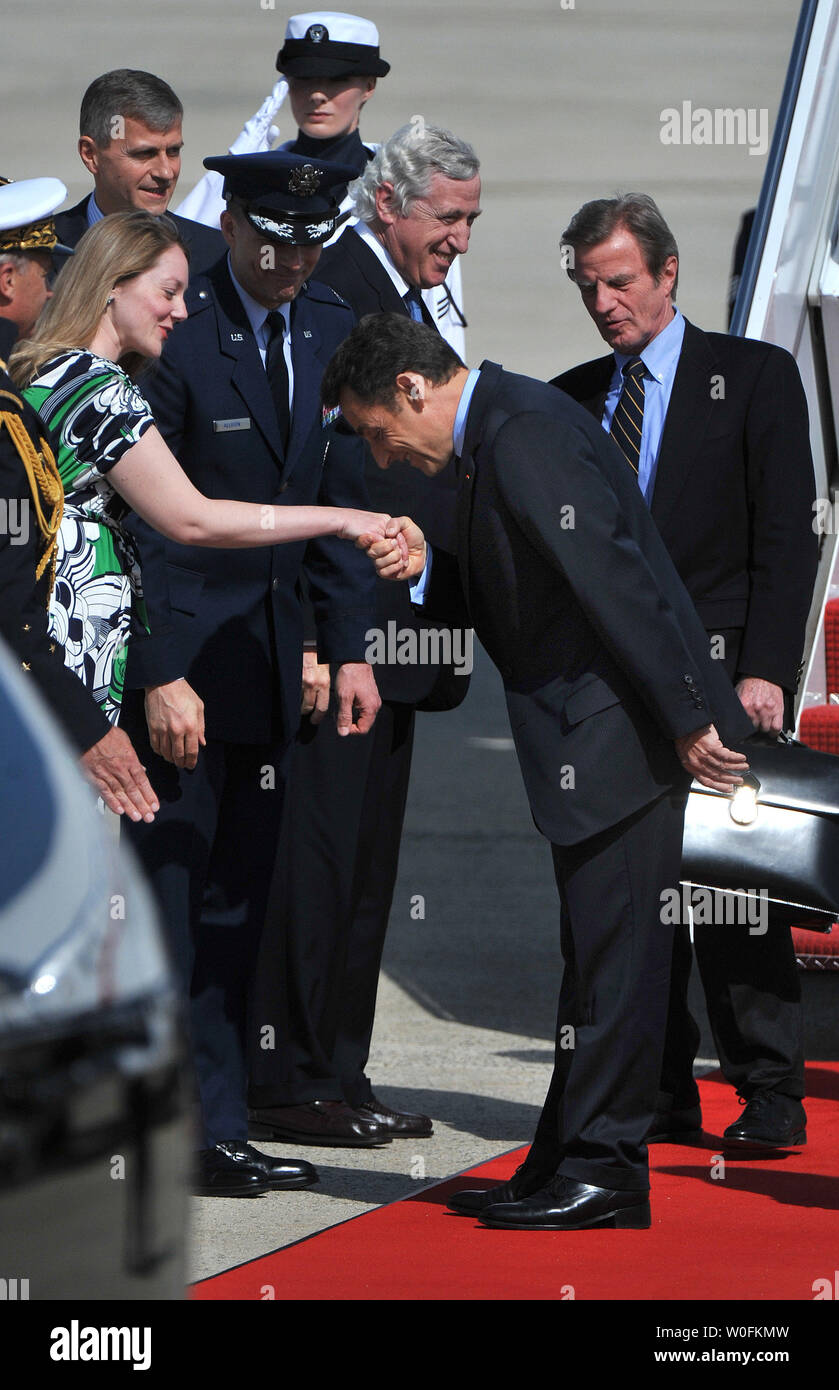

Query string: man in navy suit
[552,195,816,1151]
[325,313,754,1230]
[53,69,224,273]
[121,151,379,1196]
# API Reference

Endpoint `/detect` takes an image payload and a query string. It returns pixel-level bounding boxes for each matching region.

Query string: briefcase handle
[729,730,810,823]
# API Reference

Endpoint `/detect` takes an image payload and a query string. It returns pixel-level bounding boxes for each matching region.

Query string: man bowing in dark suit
[552,194,817,1151]
[121,151,380,1196]
[328,312,754,1230]
[54,69,224,274]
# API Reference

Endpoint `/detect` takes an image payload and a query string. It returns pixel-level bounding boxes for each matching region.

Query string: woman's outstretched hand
[336,510,393,543]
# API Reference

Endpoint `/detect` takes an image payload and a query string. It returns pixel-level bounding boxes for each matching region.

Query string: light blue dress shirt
[601,307,685,506]
[227,258,293,407]
[86,194,105,227]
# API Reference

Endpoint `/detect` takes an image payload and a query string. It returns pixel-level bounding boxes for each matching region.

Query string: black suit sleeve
[493,412,720,741]
[420,546,470,630]
[738,346,817,691]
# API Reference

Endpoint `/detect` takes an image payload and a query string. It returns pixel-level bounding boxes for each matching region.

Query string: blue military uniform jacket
[124,256,375,744]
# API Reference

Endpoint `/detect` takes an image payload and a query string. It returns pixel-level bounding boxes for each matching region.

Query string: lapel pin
[230,332,244,342]
[303,329,312,338]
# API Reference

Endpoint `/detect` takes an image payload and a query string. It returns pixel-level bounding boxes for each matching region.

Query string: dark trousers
[659,920,804,1107]
[248,698,415,1110]
[526,790,687,1192]
[657,627,804,1108]
[122,715,291,1148]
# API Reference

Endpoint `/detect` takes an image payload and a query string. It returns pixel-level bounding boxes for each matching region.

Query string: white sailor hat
[0,177,72,256]
[277,12,390,77]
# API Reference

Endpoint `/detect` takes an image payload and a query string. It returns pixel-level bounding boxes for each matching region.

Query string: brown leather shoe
[248,1100,392,1147]
[356,1094,433,1137]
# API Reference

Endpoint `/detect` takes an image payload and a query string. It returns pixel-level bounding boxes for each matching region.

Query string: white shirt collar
[354,221,412,299]
[86,193,105,227]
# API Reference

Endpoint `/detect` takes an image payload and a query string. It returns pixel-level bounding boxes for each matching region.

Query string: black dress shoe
[195,1144,270,1197]
[479,1176,651,1231]
[723,1092,807,1148]
[647,1103,703,1144]
[447,1162,553,1215]
[195,1142,318,1196]
[227,1143,318,1188]
[355,1094,433,1137]
[248,1100,391,1147]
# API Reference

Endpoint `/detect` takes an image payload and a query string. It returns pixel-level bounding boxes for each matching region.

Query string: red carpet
[193,1064,839,1301]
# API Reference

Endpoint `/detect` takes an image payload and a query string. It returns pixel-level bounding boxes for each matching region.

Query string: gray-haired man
[335,121,481,315]
[247,123,480,1146]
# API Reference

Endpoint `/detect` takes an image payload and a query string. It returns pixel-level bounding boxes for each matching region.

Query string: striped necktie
[609,357,645,475]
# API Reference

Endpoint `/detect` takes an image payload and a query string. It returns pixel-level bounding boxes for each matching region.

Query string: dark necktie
[266,309,290,451]
[403,287,424,322]
[609,357,645,476]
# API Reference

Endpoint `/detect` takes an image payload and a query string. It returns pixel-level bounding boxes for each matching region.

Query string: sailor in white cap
[0,176,72,343]
[176,13,383,229]
[175,13,467,355]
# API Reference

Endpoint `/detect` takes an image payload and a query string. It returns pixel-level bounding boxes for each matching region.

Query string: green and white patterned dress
[23,352,155,725]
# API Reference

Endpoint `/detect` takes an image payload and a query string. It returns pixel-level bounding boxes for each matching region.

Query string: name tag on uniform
[213,417,252,433]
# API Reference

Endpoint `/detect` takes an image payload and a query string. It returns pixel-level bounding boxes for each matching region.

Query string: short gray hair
[0,251,30,272]
[351,123,479,224]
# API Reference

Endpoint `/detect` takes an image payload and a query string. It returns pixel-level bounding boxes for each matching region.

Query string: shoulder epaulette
[304,280,351,309]
[0,385,25,413]
[0,405,63,591]
[186,279,215,313]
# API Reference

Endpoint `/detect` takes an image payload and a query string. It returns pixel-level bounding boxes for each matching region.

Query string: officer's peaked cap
[204,150,358,244]
[0,177,73,256]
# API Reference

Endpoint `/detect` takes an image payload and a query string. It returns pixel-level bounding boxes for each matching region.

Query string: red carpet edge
[192,1065,839,1301]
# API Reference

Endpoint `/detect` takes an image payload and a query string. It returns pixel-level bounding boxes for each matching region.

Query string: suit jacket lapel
[455,362,504,614]
[53,196,93,249]
[346,229,429,319]
[573,358,613,422]
[344,231,402,313]
[650,319,717,531]
[211,264,284,466]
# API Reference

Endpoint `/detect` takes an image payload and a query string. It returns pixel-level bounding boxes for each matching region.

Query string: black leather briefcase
[680,735,839,930]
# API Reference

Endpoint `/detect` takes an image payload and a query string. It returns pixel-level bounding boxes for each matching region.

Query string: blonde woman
[9,210,387,726]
